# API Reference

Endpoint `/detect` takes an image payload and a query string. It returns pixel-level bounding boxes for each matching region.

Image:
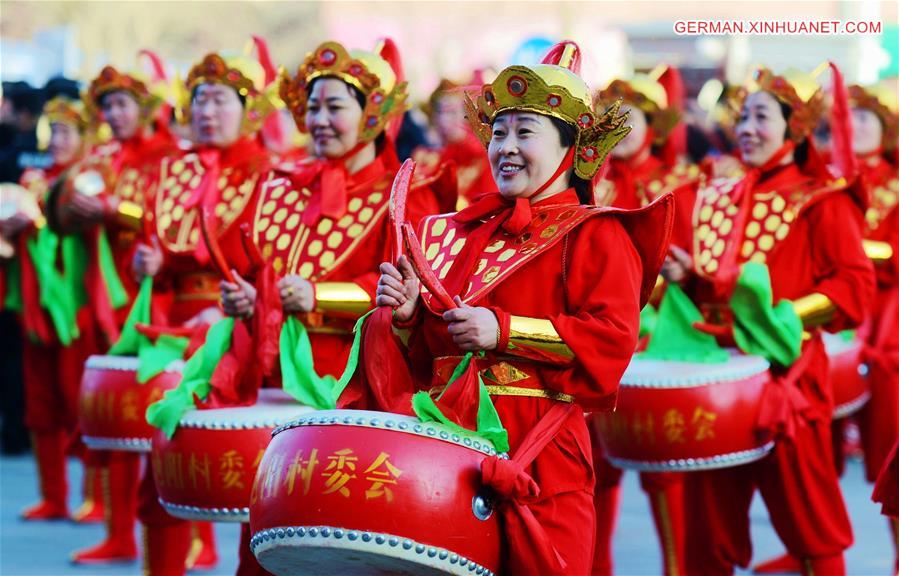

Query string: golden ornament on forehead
[177,49,279,136]
[467,40,631,180]
[729,65,827,142]
[279,40,408,144]
[848,83,899,152]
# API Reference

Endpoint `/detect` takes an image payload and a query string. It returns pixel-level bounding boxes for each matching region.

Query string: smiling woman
[370,41,674,575]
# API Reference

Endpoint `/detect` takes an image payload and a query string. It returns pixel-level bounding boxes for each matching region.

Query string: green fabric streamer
[639,283,729,363]
[4,258,22,313]
[146,318,235,438]
[61,235,89,312]
[137,334,189,384]
[279,310,374,409]
[730,262,803,368]
[26,228,79,345]
[96,227,129,310]
[639,304,658,338]
[411,352,510,454]
[107,276,153,356]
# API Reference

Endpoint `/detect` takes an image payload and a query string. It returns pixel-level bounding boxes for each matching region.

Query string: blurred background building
[2,0,897,102]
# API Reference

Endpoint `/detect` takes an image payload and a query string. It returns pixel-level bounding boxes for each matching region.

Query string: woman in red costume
[372,41,673,575]
[589,71,701,576]
[50,61,178,566]
[1,97,94,523]
[413,75,497,211]
[758,81,899,576]
[132,48,278,575]
[662,66,875,576]
[217,38,442,576]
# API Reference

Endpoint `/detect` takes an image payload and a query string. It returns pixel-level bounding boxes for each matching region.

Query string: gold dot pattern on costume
[431,252,445,273]
[179,170,192,184]
[259,179,392,280]
[866,180,899,232]
[418,204,586,304]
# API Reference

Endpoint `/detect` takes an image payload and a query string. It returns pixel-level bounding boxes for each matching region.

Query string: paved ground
[0,454,892,575]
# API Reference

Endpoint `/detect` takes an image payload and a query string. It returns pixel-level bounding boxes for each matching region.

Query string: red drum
[79,355,183,452]
[593,353,774,471]
[152,389,313,523]
[823,332,871,419]
[249,409,502,576]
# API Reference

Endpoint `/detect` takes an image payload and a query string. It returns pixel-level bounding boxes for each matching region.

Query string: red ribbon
[298,142,371,226]
[183,148,222,265]
[481,403,575,575]
[756,340,819,442]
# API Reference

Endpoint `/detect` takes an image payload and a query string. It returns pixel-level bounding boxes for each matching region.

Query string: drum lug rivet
[276,529,285,539]
[472,493,494,521]
[450,554,459,564]
[402,539,413,550]
[439,550,449,560]
[398,422,409,430]
[413,424,423,433]
[361,532,372,542]
[356,417,366,425]
[388,537,399,547]
[477,567,485,574]
[859,363,869,377]
[347,531,358,541]
[297,527,306,536]
[320,527,330,537]
[427,547,437,558]
[460,557,469,566]
[370,418,380,427]
[333,529,344,539]
[469,564,477,572]
[375,535,386,545]
[286,528,295,537]
[343,416,353,424]
[426,427,436,436]
[309,527,318,536]
[415,544,426,554]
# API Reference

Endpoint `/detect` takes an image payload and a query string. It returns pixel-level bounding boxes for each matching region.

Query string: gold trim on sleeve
[863,239,893,266]
[314,282,372,316]
[507,315,574,363]
[792,292,835,329]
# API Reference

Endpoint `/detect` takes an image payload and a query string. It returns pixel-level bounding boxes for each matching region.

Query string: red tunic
[858,154,899,481]
[148,137,271,326]
[249,145,444,381]
[392,190,672,574]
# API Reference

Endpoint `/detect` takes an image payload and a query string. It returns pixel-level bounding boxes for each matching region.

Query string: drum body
[152,389,313,523]
[823,332,870,419]
[250,409,502,576]
[79,355,183,452]
[594,353,774,472]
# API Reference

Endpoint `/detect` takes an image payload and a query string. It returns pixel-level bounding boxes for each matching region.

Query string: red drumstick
[198,205,235,283]
[401,222,457,310]
[388,159,415,263]
[239,223,264,268]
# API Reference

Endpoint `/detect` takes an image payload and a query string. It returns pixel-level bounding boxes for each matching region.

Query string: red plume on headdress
[827,61,857,181]
[376,38,405,143]
[540,40,581,74]
[656,65,686,167]
[252,35,277,86]
[138,49,171,137]
[139,50,167,82]
[250,35,286,152]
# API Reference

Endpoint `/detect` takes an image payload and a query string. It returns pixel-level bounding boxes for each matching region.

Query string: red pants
[592,435,684,576]
[684,418,852,574]
[22,329,95,432]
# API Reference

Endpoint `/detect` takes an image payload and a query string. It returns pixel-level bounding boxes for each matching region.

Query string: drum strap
[481,402,575,575]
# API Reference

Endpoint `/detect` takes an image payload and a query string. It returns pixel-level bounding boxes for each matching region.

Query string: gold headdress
[594,67,680,144]
[279,40,409,144]
[177,47,278,135]
[467,40,631,179]
[848,83,898,152]
[84,65,165,130]
[36,97,90,150]
[729,66,826,143]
